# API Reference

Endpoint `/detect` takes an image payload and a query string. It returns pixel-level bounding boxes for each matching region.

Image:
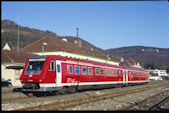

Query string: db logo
[67,78,78,83]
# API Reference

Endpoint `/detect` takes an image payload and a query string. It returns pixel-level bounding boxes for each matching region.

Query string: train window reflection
[57,64,60,73]
[101,69,104,75]
[109,70,112,76]
[82,67,87,75]
[88,67,93,75]
[49,61,55,71]
[52,62,55,70]
[105,69,108,76]
[95,68,99,75]
[69,65,73,74]
[75,66,80,74]
[113,70,116,76]
[24,60,45,75]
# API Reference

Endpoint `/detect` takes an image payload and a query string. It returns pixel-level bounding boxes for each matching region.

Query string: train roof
[29,55,48,59]
[29,55,148,72]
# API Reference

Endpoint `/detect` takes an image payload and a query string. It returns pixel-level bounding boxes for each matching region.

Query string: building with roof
[146,69,169,81]
[20,36,120,66]
[1,45,38,86]
[119,58,143,69]
[147,69,168,77]
[3,43,11,51]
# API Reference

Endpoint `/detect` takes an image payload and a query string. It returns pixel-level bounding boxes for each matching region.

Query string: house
[147,69,169,80]
[20,36,120,66]
[148,71,162,81]
[3,43,11,51]
[119,58,143,69]
[1,48,38,86]
[147,69,168,77]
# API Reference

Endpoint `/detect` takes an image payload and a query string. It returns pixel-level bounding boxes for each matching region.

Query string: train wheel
[127,83,131,87]
[115,84,122,88]
[67,87,76,93]
[58,90,65,94]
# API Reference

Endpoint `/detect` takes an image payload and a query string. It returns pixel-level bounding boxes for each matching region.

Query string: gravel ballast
[2,80,169,111]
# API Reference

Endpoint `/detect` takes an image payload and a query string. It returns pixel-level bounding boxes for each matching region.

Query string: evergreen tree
[166,67,169,74]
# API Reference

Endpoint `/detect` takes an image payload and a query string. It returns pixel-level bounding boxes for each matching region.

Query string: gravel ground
[66,84,169,110]
[2,80,169,111]
[130,91,169,110]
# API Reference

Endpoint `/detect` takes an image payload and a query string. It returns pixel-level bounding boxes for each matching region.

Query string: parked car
[1,78,12,87]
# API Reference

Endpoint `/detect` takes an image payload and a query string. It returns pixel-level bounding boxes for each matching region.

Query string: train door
[126,70,128,83]
[123,70,125,83]
[56,60,62,87]
[128,71,131,81]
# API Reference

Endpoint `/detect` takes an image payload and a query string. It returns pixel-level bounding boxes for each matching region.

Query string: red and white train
[20,55,149,94]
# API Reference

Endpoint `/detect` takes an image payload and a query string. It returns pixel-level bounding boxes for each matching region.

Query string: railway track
[149,95,169,110]
[120,89,169,110]
[0,81,163,103]
[15,82,169,111]
[2,91,36,102]
[149,96,169,110]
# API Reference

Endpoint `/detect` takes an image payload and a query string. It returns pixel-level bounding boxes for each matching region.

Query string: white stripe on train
[39,80,149,87]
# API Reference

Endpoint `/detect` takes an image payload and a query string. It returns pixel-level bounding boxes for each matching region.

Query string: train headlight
[39,79,42,82]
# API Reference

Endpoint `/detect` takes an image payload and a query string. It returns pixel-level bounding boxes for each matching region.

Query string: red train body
[20,55,149,92]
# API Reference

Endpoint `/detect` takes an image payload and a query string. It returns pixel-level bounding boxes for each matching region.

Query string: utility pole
[17,16,19,55]
[42,42,47,55]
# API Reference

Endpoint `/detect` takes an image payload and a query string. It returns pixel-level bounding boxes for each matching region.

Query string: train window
[105,69,108,76]
[119,70,122,76]
[109,70,112,76]
[117,70,119,76]
[129,72,131,77]
[136,72,138,76]
[69,65,73,74]
[101,69,104,75]
[88,67,93,75]
[95,68,99,75]
[131,72,134,76]
[82,67,87,75]
[75,66,80,74]
[113,70,116,76]
[57,64,60,73]
[24,60,45,75]
[49,61,55,71]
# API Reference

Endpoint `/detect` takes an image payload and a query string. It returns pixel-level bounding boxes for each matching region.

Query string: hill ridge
[2,19,169,69]
[106,46,169,68]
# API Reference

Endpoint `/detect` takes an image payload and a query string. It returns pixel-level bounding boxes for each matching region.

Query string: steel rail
[16,83,169,111]
[148,95,169,110]
[120,88,169,110]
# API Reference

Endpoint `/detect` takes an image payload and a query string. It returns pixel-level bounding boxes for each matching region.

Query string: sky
[2,1,169,50]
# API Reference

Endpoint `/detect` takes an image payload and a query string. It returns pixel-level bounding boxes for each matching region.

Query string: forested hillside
[1,19,58,50]
[106,46,169,70]
[1,19,103,52]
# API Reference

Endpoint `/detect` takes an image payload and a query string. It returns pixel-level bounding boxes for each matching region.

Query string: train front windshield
[24,58,45,75]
